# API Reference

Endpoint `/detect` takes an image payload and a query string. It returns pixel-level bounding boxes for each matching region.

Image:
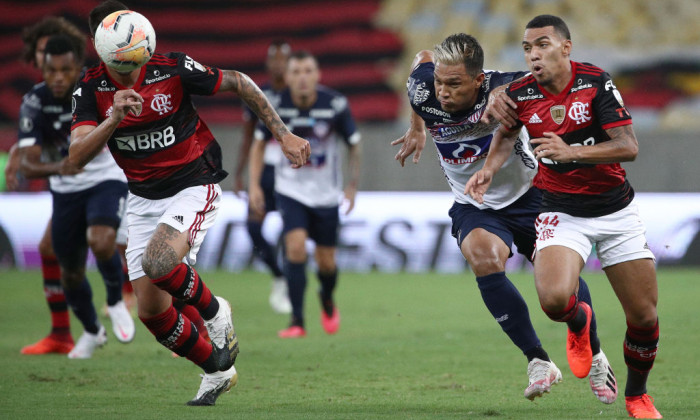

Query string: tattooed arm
[219,70,310,167]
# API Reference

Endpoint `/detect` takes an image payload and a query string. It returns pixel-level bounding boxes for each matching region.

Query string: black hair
[525,15,571,41]
[89,0,129,36]
[44,34,80,62]
[21,16,86,65]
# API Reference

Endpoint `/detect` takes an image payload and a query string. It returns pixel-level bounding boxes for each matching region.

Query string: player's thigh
[38,218,54,257]
[604,258,658,326]
[534,212,590,306]
[448,201,514,275]
[308,205,339,249]
[534,245,585,309]
[50,190,88,271]
[143,184,222,277]
[84,180,127,258]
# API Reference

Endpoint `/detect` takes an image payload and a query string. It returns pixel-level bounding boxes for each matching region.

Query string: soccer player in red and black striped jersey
[466,15,661,418]
[69,1,310,406]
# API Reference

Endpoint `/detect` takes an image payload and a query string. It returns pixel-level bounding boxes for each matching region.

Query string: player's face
[433,62,483,113]
[522,26,572,88]
[44,52,81,99]
[267,49,290,81]
[34,36,50,69]
[286,57,320,98]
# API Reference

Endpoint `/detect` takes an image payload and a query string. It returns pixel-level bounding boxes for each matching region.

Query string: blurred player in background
[392,33,613,402]
[69,1,309,405]
[10,16,134,356]
[17,34,134,358]
[233,40,292,314]
[466,15,661,418]
[250,50,361,338]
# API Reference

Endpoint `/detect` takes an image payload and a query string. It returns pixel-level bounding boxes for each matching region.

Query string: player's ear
[562,39,572,58]
[474,72,485,87]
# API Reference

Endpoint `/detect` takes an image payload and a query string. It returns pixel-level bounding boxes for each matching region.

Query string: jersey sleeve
[173,52,223,96]
[406,61,436,113]
[505,86,525,130]
[17,91,46,148]
[71,80,99,130]
[332,95,360,145]
[594,72,632,130]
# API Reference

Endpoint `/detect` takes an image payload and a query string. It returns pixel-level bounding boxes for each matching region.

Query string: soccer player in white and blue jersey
[250,50,361,338]
[392,34,613,402]
[17,35,134,358]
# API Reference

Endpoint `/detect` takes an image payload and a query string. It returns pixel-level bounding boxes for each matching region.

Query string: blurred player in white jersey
[233,40,292,314]
[17,34,135,359]
[393,33,612,402]
[249,51,361,338]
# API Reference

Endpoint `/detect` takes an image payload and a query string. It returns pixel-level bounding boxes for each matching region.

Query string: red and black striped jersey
[71,52,227,199]
[507,60,634,217]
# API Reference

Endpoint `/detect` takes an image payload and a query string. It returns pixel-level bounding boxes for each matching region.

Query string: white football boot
[524,358,563,400]
[68,325,107,359]
[107,300,135,343]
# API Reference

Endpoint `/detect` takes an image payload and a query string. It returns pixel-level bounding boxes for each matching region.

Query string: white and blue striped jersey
[256,85,360,208]
[17,82,125,194]
[408,62,536,209]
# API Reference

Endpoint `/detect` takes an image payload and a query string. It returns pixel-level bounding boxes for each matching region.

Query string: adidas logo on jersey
[173,215,184,224]
[528,113,543,124]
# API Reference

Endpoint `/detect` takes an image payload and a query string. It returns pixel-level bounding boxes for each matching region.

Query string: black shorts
[448,187,542,261]
[275,192,339,247]
[51,180,128,269]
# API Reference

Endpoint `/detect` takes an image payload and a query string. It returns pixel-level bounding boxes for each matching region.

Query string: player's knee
[464,251,504,277]
[61,268,84,289]
[538,290,573,315]
[142,255,174,280]
[90,240,116,261]
[38,236,54,257]
[626,305,658,328]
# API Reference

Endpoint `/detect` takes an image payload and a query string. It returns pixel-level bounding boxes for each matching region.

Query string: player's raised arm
[219,70,310,167]
[69,89,143,168]
[465,125,519,203]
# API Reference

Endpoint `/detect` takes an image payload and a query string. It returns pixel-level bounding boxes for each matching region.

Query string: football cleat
[626,394,662,418]
[20,334,74,355]
[269,277,292,314]
[524,358,562,400]
[68,325,107,359]
[186,364,238,406]
[278,325,306,338]
[320,307,340,335]
[589,350,618,404]
[567,301,593,378]
[203,297,239,370]
[107,300,135,343]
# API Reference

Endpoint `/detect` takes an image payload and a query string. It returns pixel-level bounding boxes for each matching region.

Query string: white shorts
[125,184,221,280]
[535,201,655,268]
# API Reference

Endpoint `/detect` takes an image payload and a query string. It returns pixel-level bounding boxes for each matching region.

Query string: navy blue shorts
[448,187,542,261]
[275,192,339,247]
[51,180,128,269]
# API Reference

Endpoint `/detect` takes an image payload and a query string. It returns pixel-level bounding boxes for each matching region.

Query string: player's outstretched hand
[464,169,493,205]
[112,89,144,122]
[480,85,518,128]
[343,184,357,215]
[280,132,310,168]
[391,126,426,167]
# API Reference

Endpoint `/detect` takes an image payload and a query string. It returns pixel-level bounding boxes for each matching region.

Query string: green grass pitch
[0,268,698,419]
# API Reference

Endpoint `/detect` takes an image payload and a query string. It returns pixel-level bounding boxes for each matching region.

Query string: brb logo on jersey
[114,126,175,152]
[150,93,173,115]
[568,102,591,125]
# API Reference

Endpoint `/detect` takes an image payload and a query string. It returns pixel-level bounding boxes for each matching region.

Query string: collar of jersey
[102,62,147,91]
